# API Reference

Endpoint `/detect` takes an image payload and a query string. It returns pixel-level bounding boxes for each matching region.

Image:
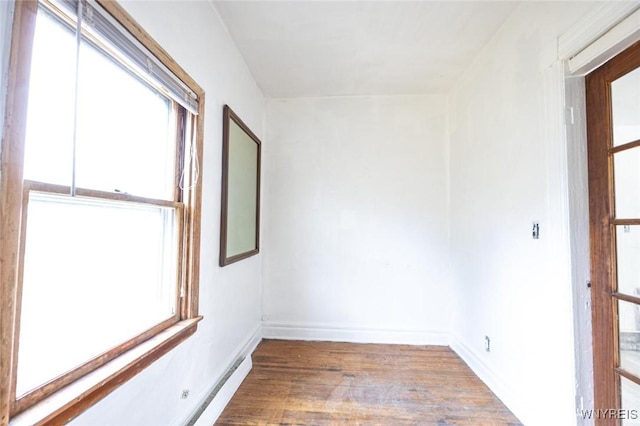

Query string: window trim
[0,0,205,423]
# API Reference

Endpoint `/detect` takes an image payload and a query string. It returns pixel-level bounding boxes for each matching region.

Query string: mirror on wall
[219,105,261,266]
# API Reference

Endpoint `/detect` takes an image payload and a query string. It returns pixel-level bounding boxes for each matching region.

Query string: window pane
[621,376,640,425]
[16,192,178,397]
[613,148,640,219]
[23,8,76,185]
[612,67,640,147]
[617,225,640,298]
[75,40,176,200]
[618,300,640,380]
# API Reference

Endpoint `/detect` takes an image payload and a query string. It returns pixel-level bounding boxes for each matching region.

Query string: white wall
[448,3,600,425]
[262,95,451,344]
[68,1,265,425]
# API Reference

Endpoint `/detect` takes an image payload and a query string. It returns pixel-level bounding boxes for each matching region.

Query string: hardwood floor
[216,340,523,425]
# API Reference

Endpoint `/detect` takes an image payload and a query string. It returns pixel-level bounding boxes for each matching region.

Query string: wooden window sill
[9,317,202,426]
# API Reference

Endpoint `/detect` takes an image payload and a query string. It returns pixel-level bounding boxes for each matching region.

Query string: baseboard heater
[185,355,252,426]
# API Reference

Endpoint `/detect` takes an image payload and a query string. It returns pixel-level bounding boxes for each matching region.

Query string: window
[0,0,203,422]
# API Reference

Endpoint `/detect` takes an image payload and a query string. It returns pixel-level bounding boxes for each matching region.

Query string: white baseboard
[263,321,449,346]
[192,356,252,426]
[449,334,529,425]
[184,324,262,426]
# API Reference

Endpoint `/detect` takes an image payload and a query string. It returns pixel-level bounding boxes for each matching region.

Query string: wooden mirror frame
[219,105,261,266]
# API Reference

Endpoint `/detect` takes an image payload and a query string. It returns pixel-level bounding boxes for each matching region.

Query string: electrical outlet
[181,389,190,399]
[484,336,491,352]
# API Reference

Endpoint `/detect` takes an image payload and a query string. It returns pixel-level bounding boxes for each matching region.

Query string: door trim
[586,39,640,417]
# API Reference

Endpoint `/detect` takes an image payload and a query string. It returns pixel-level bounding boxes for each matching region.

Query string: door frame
[559,3,640,422]
[585,40,640,414]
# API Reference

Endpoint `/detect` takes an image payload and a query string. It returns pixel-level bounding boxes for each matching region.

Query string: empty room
[1,0,640,425]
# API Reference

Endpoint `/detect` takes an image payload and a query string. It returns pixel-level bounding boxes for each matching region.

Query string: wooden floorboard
[216,340,523,425]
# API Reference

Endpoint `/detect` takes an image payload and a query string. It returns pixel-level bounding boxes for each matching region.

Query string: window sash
[11,181,185,413]
[22,180,183,217]
[25,3,184,200]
